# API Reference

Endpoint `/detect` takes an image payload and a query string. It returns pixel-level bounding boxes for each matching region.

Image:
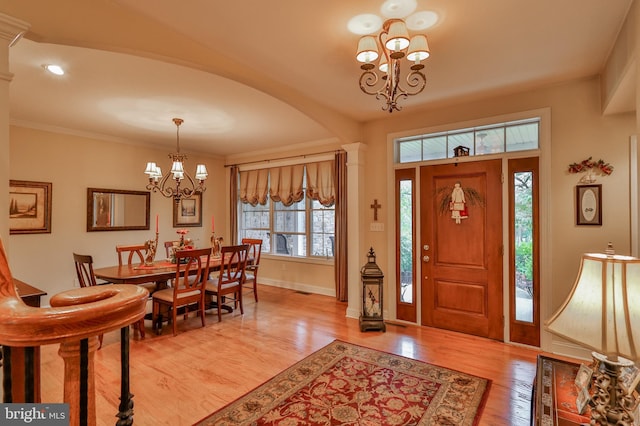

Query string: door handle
[423,255,430,262]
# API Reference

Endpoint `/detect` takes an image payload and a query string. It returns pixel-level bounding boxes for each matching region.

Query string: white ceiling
[3,0,634,157]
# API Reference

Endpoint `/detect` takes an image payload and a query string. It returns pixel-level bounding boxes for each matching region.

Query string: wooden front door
[420,159,503,340]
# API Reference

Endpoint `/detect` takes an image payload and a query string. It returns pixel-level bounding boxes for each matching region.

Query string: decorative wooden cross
[370,199,381,221]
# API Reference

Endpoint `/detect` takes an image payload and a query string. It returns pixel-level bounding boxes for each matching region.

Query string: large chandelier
[354,7,432,113]
[144,118,208,203]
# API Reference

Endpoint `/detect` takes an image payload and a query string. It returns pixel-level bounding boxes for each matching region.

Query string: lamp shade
[385,20,410,51]
[545,252,640,362]
[378,54,389,74]
[356,36,379,63]
[144,162,157,175]
[195,164,208,180]
[407,35,430,62]
[171,160,184,180]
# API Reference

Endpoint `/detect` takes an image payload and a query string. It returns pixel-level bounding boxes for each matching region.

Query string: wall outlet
[370,222,384,232]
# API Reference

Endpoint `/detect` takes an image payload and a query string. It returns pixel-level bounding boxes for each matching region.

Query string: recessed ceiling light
[43,64,64,76]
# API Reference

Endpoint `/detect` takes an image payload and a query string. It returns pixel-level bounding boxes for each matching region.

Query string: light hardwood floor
[39,284,562,426]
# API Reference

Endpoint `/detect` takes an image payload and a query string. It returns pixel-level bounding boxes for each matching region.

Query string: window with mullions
[396,118,539,163]
[238,172,335,259]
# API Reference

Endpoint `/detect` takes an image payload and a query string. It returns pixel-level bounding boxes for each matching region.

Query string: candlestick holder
[211,233,223,258]
[144,232,159,266]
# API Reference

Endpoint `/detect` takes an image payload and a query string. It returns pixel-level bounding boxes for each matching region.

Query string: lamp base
[590,352,638,426]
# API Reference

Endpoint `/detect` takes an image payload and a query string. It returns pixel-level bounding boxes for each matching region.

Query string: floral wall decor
[567,157,614,183]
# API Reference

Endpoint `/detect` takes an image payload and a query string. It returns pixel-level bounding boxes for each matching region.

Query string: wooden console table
[531,354,591,425]
[14,278,47,307]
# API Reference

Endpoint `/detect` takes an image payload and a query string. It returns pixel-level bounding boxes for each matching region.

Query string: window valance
[239,160,335,207]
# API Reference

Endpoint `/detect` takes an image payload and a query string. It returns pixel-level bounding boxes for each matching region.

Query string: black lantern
[360,247,385,332]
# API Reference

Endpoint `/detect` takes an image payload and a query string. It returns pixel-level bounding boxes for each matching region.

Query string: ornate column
[0,14,29,245]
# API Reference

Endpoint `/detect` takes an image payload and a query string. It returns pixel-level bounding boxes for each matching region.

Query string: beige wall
[359,76,635,354]
[8,125,339,304]
[8,126,225,305]
[5,75,637,356]
[226,142,345,297]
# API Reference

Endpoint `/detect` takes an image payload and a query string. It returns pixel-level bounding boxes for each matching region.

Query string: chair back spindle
[73,253,98,288]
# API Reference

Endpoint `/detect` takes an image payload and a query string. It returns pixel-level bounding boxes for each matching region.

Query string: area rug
[194,340,491,425]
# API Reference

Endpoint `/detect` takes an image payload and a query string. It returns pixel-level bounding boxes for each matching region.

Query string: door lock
[423,244,430,251]
[423,255,430,262]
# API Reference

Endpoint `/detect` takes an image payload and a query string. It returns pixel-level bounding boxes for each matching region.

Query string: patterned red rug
[194,340,491,425]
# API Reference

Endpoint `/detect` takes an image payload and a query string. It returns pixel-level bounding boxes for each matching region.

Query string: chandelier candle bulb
[211,216,215,233]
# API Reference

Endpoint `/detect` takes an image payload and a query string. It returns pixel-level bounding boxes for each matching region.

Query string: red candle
[211,215,215,232]
[155,214,159,233]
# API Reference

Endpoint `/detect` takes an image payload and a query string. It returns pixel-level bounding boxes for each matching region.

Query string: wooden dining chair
[116,244,146,266]
[164,241,179,258]
[205,244,249,322]
[241,238,263,302]
[72,253,105,348]
[152,247,212,336]
[115,243,156,291]
[115,244,153,337]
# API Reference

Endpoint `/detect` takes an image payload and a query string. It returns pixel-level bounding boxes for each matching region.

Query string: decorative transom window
[396,118,540,164]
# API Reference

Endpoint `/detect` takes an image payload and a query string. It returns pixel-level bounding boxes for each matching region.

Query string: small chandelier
[356,18,430,113]
[144,118,208,203]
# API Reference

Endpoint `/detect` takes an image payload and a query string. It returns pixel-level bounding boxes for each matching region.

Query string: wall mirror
[87,188,150,232]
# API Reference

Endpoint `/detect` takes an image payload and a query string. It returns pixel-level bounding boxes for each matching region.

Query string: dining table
[93,257,226,290]
[93,254,247,334]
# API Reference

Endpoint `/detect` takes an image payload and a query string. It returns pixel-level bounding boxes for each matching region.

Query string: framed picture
[9,180,52,234]
[574,363,593,390]
[620,364,640,395]
[576,184,602,226]
[173,194,202,227]
[576,386,590,415]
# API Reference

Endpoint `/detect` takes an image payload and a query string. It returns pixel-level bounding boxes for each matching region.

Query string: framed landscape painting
[173,193,202,227]
[9,180,52,234]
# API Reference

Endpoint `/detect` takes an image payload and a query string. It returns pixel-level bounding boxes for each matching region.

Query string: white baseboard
[547,338,592,362]
[258,278,336,298]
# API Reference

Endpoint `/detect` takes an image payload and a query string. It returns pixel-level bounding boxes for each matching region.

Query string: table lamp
[545,244,640,425]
